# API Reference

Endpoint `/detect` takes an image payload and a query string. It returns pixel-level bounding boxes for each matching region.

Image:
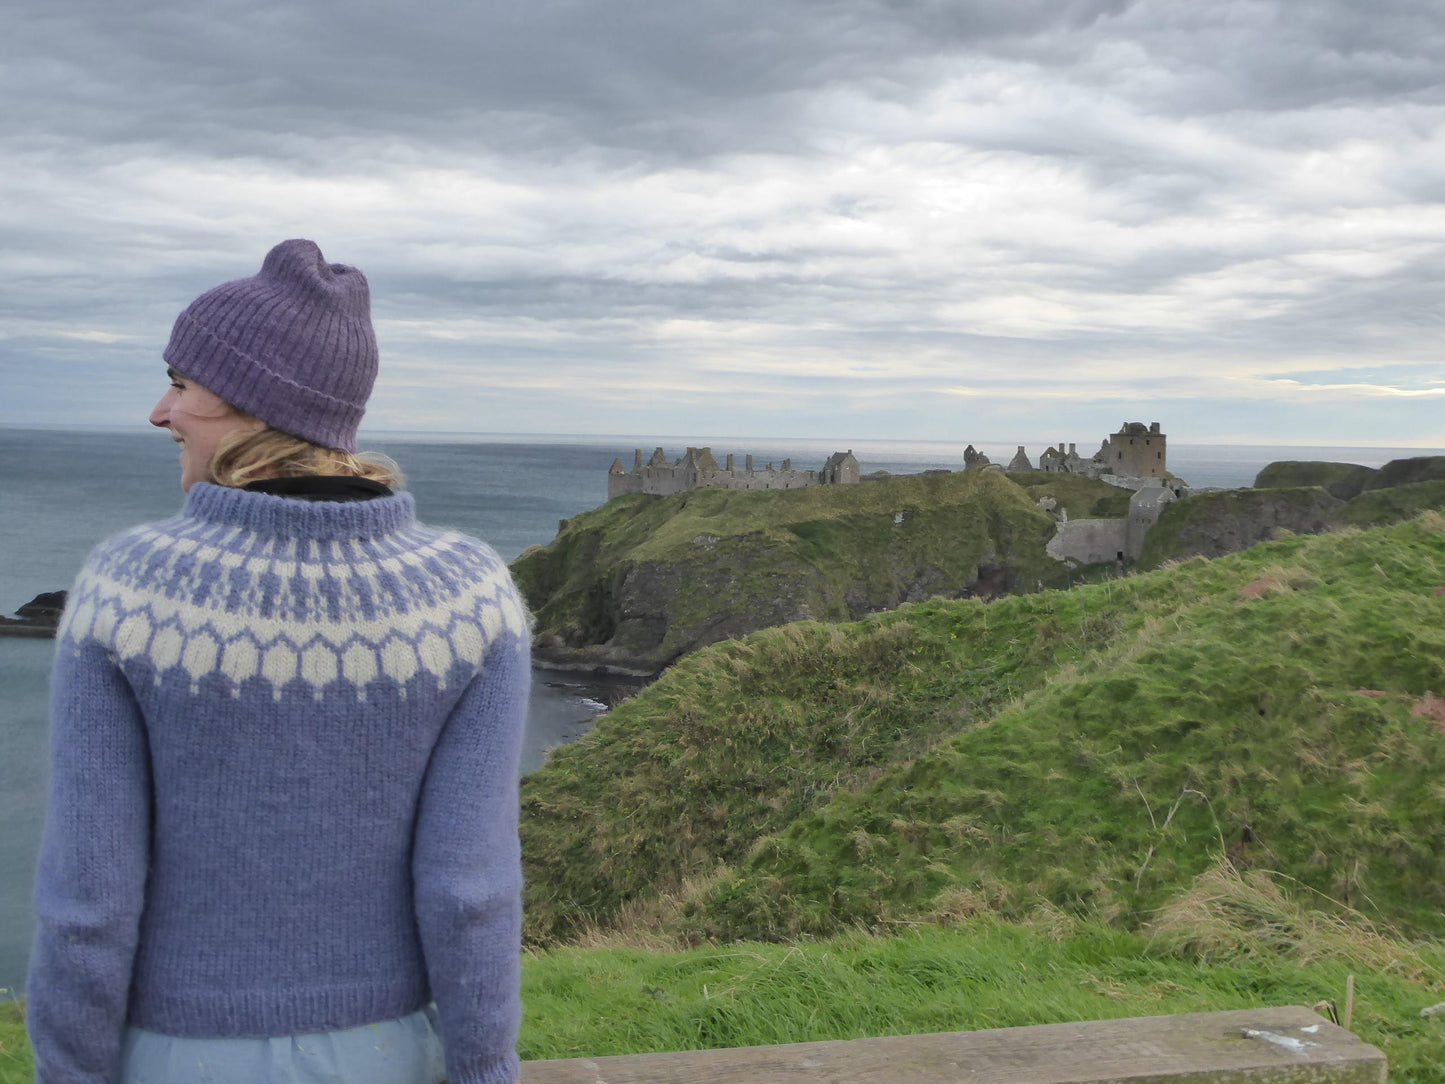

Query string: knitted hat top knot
[163,239,378,452]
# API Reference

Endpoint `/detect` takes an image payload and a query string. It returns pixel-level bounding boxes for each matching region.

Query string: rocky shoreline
[0,591,65,639]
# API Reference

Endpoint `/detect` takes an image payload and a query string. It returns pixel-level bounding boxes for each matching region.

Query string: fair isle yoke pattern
[60,484,530,698]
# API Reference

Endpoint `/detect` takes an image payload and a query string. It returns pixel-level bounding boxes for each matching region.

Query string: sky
[1,0,1442,448]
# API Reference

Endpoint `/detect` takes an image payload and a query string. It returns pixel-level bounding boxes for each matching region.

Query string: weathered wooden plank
[522,1006,1386,1083]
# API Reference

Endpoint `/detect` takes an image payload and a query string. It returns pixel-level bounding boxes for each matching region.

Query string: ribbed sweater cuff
[454,1050,521,1084]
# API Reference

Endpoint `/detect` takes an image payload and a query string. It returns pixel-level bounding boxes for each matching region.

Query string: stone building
[1043,483,1180,566]
[821,450,862,484]
[1013,422,1168,485]
[1106,421,1167,479]
[1038,443,1087,474]
[608,447,860,500]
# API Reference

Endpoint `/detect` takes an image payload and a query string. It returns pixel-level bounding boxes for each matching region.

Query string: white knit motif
[61,521,530,700]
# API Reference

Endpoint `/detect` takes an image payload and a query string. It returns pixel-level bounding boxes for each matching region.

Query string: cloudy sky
[2,0,1441,448]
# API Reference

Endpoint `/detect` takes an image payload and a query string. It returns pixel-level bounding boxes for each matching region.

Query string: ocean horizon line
[1,421,1441,456]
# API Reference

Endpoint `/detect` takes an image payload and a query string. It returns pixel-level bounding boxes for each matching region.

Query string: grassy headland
[1253,461,1377,501]
[1137,456,1445,570]
[521,514,1445,947]
[517,455,1445,674]
[513,468,1132,674]
[1252,457,1445,499]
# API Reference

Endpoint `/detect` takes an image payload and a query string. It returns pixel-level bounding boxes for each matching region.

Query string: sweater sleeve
[27,628,153,1084]
[413,619,530,1084]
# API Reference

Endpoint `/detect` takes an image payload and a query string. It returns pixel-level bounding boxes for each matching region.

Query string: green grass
[519,903,1443,1081]
[522,514,1445,947]
[8,878,1440,1082]
[14,511,1445,1082]
[0,1001,26,1084]
[1005,470,1134,517]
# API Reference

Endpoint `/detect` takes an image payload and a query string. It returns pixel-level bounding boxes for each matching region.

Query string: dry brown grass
[1146,860,1440,981]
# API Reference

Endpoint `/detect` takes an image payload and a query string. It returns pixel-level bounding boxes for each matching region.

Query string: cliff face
[1339,479,1445,527]
[1139,457,1445,570]
[1252,456,1445,499]
[1253,460,1376,500]
[512,470,1119,674]
[1136,487,1344,570]
[1364,456,1445,491]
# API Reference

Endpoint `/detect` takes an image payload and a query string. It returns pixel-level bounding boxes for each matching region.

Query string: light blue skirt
[119,1005,446,1084]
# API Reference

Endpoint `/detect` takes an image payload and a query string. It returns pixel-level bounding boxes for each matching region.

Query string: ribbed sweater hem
[454,1050,521,1084]
[130,976,430,1038]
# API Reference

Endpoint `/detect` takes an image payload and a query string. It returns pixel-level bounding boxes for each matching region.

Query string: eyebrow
[166,367,182,381]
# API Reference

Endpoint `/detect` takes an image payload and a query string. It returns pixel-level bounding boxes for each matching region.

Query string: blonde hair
[210,427,405,489]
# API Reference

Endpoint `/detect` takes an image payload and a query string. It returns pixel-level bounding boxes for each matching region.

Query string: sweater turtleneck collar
[181,482,416,541]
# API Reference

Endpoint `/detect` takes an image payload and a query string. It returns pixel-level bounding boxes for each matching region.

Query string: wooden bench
[522,1005,1386,1083]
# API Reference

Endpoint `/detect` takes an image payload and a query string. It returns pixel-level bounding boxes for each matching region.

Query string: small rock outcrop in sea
[0,590,66,638]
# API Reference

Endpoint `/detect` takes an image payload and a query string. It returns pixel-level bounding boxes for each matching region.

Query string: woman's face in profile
[148,369,262,490]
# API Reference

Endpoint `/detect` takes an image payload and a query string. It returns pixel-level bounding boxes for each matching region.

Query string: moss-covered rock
[1134,457,1445,570]
[1253,460,1376,500]
[1363,456,1445,491]
[1339,478,1445,526]
[1135,487,1343,570]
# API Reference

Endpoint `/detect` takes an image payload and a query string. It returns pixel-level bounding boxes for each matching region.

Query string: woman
[27,240,530,1084]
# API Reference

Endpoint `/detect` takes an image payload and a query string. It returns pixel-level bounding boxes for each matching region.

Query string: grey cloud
[2,0,1442,447]
[28,0,1437,159]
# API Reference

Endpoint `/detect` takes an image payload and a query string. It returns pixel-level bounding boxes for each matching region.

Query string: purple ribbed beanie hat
[163,239,378,452]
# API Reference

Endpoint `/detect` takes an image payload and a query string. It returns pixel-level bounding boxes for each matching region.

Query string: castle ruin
[608,447,861,500]
[602,422,1178,566]
[1018,423,1186,566]
[1008,422,1167,487]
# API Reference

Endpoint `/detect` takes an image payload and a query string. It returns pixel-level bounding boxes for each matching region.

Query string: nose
[149,389,174,429]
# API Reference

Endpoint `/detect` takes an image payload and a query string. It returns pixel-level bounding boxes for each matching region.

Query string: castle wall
[697,468,820,491]
[1046,519,1130,566]
[1099,474,1164,491]
[1127,486,1177,557]
[609,447,856,499]
[1044,486,1177,566]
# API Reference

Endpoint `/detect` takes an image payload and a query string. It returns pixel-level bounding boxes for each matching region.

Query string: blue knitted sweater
[27,483,531,1084]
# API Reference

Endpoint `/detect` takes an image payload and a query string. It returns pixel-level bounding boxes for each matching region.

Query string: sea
[0,426,1436,994]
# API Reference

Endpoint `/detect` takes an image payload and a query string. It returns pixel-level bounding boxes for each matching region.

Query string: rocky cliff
[1252,460,1376,500]
[1139,456,1445,569]
[1135,487,1344,569]
[512,469,1123,675]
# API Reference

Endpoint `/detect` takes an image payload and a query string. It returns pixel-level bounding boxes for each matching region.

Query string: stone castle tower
[1105,421,1166,479]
